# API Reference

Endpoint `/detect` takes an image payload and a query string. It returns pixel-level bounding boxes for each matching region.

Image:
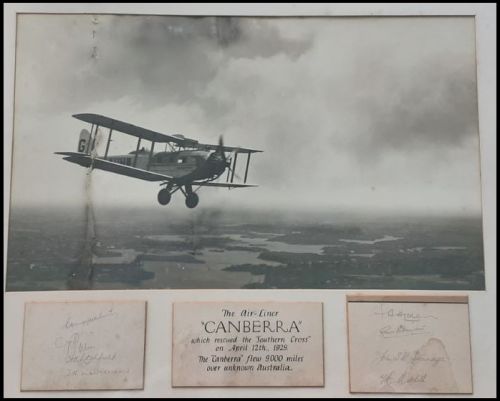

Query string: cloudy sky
[10,15,482,214]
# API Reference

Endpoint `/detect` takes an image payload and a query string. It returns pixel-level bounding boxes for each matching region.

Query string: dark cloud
[18,15,311,113]
[222,18,312,59]
[350,53,478,160]
[213,17,241,46]
[12,16,482,212]
[105,16,310,107]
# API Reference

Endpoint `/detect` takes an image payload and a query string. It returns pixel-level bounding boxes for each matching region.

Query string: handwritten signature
[63,308,117,330]
[379,324,429,339]
[54,332,117,366]
[374,349,447,367]
[63,367,130,377]
[374,305,437,323]
[380,369,427,386]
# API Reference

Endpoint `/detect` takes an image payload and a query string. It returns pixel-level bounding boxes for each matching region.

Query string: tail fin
[77,129,91,154]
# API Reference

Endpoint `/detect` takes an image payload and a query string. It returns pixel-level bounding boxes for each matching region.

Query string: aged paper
[21,301,147,391]
[347,296,472,393]
[172,302,324,387]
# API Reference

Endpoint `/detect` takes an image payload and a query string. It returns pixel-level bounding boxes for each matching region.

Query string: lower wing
[55,152,173,182]
[192,181,257,188]
[55,152,256,187]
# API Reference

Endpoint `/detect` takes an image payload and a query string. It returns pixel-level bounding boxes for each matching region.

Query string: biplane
[55,114,262,208]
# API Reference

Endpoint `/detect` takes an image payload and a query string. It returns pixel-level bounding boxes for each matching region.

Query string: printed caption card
[172,302,324,387]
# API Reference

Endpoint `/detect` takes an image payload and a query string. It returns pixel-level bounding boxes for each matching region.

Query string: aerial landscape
[6,206,484,291]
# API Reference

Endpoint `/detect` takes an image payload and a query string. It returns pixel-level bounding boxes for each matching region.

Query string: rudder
[77,129,91,154]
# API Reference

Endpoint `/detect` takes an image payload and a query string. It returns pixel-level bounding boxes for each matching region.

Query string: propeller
[215,135,242,182]
[217,135,229,165]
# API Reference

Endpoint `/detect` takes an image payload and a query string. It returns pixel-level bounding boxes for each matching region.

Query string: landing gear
[183,184,199,208]
[185,192,199,208]
[157,184,200,208]
[157,188,171,205]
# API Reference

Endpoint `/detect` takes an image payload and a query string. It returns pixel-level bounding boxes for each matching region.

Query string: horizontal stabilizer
[55,152,173,182]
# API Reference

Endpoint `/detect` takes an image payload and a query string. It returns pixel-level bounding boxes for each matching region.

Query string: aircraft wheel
[157,188,171,205]
[185,193,199,208]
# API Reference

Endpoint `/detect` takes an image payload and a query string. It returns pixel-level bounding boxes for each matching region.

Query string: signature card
[347,295,472,394]
[21,301,147,391]
[172,302,324,387]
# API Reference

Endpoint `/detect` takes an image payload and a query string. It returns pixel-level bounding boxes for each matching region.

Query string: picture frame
[3,3,496,398]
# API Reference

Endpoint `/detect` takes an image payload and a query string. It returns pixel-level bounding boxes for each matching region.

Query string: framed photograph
[5,10,486,292]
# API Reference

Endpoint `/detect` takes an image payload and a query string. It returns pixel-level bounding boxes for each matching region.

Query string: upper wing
[192,181,257,188]
[55,152,173,182]
[197,143,263,154]
[74,114,263,153]
[73,113,199,147]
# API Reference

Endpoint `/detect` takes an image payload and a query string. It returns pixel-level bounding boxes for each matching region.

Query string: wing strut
[244,153,251,183]
[104,128,113,159]
[147,141,155,170]
[88,124,94,154]
[133,136,142,167]
[230,152,238,183]
[90,124,99,152]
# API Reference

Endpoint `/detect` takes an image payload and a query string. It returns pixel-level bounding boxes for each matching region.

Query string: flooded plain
[6,207,484,291]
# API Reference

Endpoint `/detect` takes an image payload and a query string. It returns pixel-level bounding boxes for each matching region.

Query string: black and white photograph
[6,14,485,291]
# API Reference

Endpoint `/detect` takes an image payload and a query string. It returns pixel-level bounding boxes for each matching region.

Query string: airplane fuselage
[107,149,227,184]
